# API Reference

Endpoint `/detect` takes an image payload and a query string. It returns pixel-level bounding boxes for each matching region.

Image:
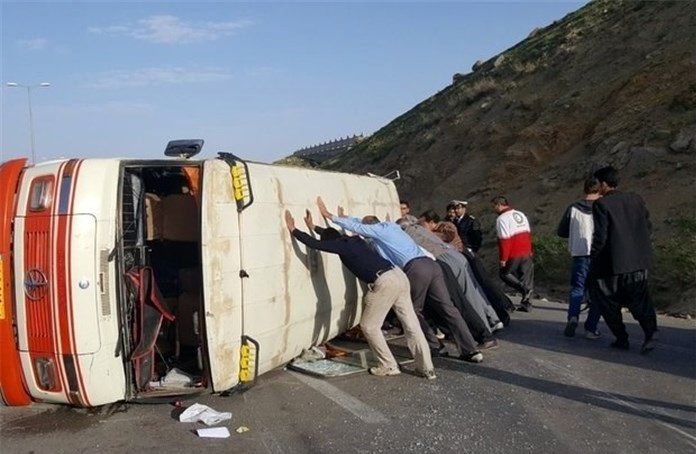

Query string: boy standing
[557,178,603,338]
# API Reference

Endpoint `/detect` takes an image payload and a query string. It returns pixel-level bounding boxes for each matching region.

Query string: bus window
[28,177,53,212]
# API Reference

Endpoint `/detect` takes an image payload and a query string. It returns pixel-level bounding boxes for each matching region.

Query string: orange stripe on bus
[0,158,32,406]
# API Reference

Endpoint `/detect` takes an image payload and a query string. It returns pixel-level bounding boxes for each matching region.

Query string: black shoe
[641,338,657,355]
[521,288,533,303]
[458,351,484,363]
[430,346,449,358]
[610,339,629,350]
[518,301,533,312]
[564,317,578,337]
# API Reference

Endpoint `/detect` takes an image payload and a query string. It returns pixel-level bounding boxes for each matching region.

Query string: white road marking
[290,372,389,424]
[534,358,696,448]
[592,394,696,446]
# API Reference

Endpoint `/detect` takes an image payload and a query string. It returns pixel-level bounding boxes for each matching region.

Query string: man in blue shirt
[285,210,435,378]
[317,198,483,363]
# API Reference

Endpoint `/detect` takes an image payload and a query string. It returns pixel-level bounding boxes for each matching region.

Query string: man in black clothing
[589,166,658,354]
[452,200,483,252]
[284,210,435,378]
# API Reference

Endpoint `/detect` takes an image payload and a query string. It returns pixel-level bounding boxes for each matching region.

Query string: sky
[1,1,585,163]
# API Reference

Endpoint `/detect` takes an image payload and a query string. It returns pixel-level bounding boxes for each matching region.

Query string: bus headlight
[34,357,58,391]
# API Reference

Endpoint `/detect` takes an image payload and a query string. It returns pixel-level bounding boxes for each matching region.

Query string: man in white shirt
[557,178,603,339]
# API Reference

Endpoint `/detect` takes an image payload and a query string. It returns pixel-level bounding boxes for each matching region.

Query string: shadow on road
[497,309,696,380]
[435,359,696,430]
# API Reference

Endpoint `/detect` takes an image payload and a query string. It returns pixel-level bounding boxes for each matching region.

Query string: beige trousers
[360,268,434,372]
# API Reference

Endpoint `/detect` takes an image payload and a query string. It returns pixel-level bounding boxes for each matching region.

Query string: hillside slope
[322,0,696,312]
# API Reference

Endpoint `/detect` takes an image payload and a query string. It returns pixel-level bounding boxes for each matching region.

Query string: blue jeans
[568,256,601,332]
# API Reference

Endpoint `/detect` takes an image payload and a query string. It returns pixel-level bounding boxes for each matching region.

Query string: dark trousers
[404,257,478,355]
[568,256,601,332]
[589,270,657,342]
[437,261,493,344]
[499,256,534,296]
[464,249,514,321]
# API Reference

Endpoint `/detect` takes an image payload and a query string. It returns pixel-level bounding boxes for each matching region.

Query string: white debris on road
[179,403,232,426]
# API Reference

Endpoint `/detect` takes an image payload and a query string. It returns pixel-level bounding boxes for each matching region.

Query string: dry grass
[462,77,498,102]
[511,60,540,74]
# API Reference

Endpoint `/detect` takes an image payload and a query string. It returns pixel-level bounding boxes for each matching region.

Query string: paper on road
[196,427,231,438]
[179,403,232,426]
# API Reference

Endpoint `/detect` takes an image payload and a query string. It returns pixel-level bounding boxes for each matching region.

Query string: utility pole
[6,82,51,164]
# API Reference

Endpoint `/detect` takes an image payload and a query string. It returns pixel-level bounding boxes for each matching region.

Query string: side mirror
[164,139,204,159]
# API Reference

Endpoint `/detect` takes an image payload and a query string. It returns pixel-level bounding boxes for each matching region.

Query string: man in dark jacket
[452,200,483,252]
[588,166,658,354]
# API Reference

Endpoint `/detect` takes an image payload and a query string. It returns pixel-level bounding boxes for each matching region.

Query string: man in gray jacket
[557,177,603,339]
[397,216,501,347]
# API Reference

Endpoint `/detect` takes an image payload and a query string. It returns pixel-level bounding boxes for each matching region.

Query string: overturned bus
[0,145,400,407]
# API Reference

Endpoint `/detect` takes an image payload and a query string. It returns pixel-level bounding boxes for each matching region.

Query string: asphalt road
[2,298,695,454]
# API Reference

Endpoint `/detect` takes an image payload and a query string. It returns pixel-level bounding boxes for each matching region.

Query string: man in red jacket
[492,196,534,312]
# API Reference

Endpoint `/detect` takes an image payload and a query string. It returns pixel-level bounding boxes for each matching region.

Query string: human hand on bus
[317,197,333,219]
[337,206,346,217]
[304,210,315,231]
[284,210,296,232]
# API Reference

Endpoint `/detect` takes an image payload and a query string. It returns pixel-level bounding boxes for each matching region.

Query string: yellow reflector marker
[239,344,251,382]
[239,342,257,383]
[231,164,247,202]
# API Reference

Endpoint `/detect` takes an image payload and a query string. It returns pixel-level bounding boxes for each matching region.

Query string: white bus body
[5,155,400,406]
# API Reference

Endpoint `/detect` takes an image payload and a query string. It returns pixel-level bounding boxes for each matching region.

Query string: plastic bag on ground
[179,403,232,426]
[161,368,193,387]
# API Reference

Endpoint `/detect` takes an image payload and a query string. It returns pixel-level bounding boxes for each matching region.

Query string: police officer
[452,200,483,253]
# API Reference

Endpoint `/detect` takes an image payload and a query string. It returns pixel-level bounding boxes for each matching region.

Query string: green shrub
[273,156,317,168]
[651,217,696,312]
[533,234,570,288]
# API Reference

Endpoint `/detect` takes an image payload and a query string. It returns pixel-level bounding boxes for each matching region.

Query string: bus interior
[118,163,207,398]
